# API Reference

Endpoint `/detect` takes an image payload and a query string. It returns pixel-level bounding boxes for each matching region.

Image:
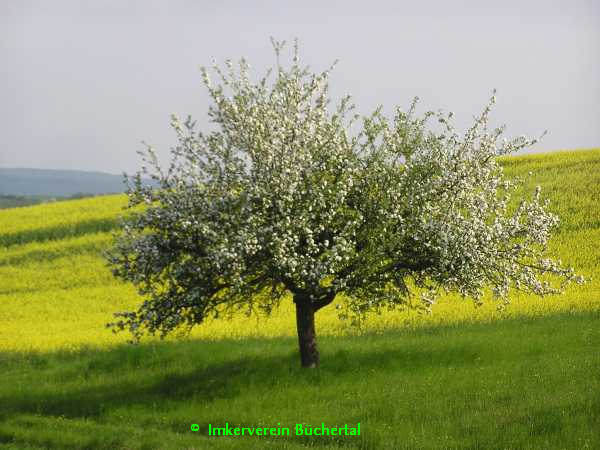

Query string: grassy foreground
[1,312,599,449]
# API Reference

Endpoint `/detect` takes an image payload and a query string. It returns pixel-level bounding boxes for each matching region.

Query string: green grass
[1,149,599,448]
[1,313,598,449]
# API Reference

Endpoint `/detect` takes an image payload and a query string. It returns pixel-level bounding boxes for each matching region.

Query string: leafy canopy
[107,39,582,340]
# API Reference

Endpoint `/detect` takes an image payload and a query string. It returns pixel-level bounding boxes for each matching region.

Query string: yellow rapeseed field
[1,149,599,351]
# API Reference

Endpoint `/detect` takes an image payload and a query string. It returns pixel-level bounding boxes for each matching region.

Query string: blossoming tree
[107,39,582,368]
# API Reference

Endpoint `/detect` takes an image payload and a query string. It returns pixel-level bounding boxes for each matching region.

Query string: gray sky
[1,0,598,175]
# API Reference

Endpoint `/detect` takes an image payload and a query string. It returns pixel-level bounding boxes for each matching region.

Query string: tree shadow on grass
[0,335,480,422]
[2,357,250,419]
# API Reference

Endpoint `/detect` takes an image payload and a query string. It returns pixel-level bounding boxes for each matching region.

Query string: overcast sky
[1,0,598,175]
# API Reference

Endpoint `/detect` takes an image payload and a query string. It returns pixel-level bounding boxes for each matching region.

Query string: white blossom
[106,39,583,340]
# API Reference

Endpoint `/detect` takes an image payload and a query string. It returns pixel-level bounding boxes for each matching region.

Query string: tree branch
[312,289,337,311]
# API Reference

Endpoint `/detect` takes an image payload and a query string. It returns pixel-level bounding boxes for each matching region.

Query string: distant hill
[0,168,133,197]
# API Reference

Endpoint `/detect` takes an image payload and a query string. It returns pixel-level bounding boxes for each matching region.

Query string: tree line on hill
[0,193,100,209]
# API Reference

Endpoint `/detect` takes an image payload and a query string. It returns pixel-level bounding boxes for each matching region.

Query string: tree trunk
[294,296,319,368]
